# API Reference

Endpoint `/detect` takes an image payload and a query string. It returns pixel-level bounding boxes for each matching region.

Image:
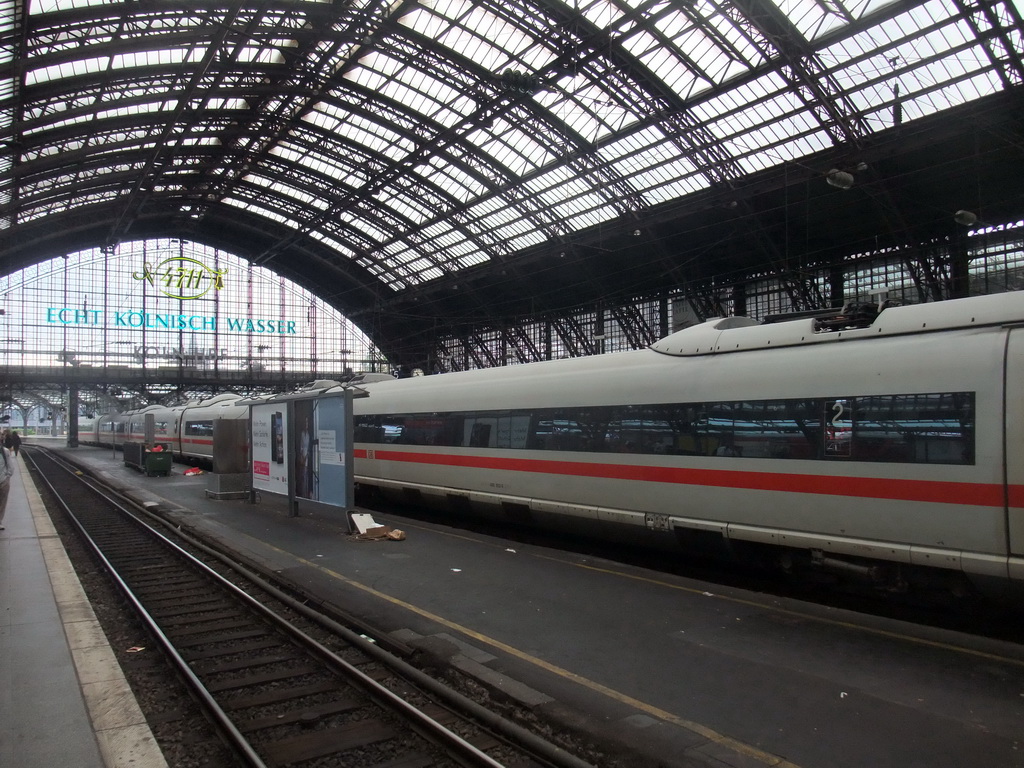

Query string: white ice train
[84,393,249,464]
[80,292,1024,598]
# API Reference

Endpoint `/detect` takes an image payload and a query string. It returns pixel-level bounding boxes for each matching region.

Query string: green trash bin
[143,445,173,477]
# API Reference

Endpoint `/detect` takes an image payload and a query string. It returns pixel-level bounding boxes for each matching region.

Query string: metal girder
[104,4,257,244]
[499,323,541,365]
[465,333,499,370]
[958,0,1024,87]
[725,0,871,147]
[551,314,598,359]
[677,285,729,324]
[0,0,27,231]
[608,303,658,349]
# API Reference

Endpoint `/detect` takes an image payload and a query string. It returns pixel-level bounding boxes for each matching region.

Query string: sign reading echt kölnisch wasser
[44,257,298,335]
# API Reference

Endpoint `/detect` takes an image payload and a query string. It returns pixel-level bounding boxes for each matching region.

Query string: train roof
[650,291,1024,357]
[352,292,1021,413]
[200,393,242,406]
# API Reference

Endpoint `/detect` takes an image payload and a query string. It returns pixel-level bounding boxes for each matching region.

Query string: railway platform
[17,437,1024,768]
[0,446,166,768]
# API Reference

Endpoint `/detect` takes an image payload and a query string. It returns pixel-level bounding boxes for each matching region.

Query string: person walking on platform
[0,445,11,530]
[8,430,19,457]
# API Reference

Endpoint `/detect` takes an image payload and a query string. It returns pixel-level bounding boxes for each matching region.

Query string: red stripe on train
[354,448,1010,507]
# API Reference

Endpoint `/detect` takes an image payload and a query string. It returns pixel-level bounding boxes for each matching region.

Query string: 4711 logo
[132,256,227,300]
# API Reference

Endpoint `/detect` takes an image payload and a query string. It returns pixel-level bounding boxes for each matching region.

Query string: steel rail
[26,447,513,768]
[23,449,269,768]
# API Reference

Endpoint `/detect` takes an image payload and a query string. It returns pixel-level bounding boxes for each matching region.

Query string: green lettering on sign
[132,257,227,300]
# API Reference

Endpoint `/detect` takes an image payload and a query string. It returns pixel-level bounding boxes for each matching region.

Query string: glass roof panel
[31,0,330,10]
[110,48,188,70]
[420,157,488,203]
[349,217,395,245]
[543,81,640,142]
[385,194,431,225]
[773,0,851,40]
[21,101,163,135]
[307,230,350,257]
[92,102,166,122]
[824,5,1001,122]
[27,56,109,85]
[468,207,526,242]
[598,134,707,203]
[773,0,903,40]
[5,0,1021,294]
[31,0,110,11]
[225,195,291,226]
[645,8,766,95]
[304,99,357,131]
[472,128,552,174]
[413,3,519,71]
[326,109,413,160]
[577,0,628,30]
[287,144,352,181]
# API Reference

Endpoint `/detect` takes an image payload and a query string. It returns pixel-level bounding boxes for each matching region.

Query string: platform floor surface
[0,448,166,768]
[20,439,1024,768]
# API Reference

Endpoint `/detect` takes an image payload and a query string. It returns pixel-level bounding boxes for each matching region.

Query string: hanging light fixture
[954,210,978,226]
[825,168,854,190]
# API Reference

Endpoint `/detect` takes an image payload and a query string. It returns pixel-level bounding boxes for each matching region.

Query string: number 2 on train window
[825,398,853,457]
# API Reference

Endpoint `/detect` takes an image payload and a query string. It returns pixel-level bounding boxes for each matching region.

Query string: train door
[1004,329,1024,568]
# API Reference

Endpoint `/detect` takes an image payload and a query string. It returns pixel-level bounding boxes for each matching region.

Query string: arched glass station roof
[1,0,1023,368]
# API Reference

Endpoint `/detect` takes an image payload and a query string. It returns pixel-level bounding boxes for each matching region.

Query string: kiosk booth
[246,384,362,526]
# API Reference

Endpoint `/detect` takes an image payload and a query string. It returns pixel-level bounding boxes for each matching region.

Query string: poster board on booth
[251,403,288,496]
[293,395,350,508]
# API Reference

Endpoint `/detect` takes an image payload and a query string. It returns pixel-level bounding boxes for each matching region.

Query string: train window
[467,421,492,448]
[463,413,533,449]
[570,408,611,452]
[643,404,705,455]
[606,405,674,454]
[529,408,600,451]
[355,416,387,443]
[851,393,974,464]
[185,420,214,437]
[364,416,411,444]
[353,391,974,465]
[782,400,825,459]
[705,400,822,459]
[502,415,532,449]
[404,415,461,446]
[824,399,853,457]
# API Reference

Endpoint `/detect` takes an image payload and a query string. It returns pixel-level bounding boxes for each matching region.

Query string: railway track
[25,447,596,768]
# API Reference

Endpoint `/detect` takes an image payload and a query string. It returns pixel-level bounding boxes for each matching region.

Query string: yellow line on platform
[281,549,803,768]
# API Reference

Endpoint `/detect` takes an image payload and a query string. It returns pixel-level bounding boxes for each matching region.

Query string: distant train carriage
[175,394,248,463]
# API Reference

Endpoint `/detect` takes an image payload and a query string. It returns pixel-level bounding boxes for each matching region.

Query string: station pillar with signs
[67,386,79,448]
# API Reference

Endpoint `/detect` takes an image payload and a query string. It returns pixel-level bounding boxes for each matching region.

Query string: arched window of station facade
[0,239,385,379]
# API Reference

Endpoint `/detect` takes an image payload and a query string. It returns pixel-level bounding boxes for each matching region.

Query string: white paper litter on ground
[350,513,381,533]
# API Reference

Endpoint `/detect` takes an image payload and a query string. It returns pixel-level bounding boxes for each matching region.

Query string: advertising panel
[291,395,349,507]
[294,399,316,500]
[314,396,349,508]
[252,403,289,495]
